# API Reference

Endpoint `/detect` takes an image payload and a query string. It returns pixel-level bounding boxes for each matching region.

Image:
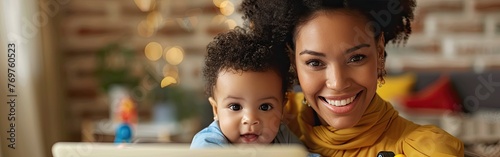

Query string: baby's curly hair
[203,27,292,98]
[240,0,417,53]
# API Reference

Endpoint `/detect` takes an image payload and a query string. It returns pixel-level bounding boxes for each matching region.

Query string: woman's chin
[323,116,358,129]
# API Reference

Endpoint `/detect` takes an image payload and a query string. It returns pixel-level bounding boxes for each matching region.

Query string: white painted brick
[485,14,500,37]
[473,54,500,72]
[440,113,464,137]
[416,0,464,8]
[387,53,473,70]
[461,117,476,143]
[424,13,484,36]
[442,35,500,56]
[401,33,441,52]
[386,53,500,72]
[476,120,490,141]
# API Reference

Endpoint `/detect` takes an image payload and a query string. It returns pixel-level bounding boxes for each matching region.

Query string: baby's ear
[208,97,218,120]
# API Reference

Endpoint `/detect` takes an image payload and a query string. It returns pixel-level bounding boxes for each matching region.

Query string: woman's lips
[320,92,361,114]
[241,133,258,143]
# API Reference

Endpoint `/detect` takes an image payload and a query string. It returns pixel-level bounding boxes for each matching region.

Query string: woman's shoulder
[404,125,461,144]
[401,125,464,156]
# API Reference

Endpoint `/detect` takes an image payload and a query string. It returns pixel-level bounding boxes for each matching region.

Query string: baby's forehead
[214,69,284,87]
[212,69,285,98]
[217,68,281,77]
[215,68,282,83]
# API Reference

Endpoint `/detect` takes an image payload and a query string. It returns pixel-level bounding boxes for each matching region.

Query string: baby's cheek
[266,116,282,133]
[219,119,239,143]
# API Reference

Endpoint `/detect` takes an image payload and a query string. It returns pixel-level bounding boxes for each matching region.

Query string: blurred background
[1,0,500,157]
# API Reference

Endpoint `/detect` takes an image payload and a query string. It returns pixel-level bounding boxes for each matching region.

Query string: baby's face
[210,70,284,144]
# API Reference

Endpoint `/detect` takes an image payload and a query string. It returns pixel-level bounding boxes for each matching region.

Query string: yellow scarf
[294,93,399,156]
[286,93,464,156]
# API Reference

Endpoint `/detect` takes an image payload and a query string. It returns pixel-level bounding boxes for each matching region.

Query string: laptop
[52,142,309,157]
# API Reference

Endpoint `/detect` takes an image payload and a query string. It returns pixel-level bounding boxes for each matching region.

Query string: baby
[190,27,302,147]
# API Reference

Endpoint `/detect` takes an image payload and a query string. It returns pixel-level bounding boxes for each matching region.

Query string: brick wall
[387,0,500,72]
[57,0,500,141]
[58,0,241,140]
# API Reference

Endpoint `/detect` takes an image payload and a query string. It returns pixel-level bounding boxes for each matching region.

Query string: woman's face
[294,10,384,129]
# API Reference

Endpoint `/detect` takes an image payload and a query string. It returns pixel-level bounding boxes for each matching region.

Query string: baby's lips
[240,133,259,143]
[241,133,258,138]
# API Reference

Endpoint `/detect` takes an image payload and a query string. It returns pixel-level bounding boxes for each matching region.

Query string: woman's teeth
[326,95,356,107]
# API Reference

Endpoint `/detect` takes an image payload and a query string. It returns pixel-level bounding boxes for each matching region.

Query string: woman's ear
[376,34,387,86]
[208,97,218,120]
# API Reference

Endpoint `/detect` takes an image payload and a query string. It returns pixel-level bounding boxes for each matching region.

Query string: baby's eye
[229,104,242,111]
[259,104,273,111]
[349,54,366,63]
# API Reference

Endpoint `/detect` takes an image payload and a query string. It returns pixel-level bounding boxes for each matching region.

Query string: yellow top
[284,92,464,157]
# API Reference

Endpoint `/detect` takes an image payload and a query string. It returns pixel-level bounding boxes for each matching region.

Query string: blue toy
[114,97,137,143]
[114,123,133,143]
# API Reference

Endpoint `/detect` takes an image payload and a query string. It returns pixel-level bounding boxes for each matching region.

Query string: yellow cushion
[376,72,416,101]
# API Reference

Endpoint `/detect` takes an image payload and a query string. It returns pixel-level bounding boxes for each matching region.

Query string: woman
[240,0,464,156]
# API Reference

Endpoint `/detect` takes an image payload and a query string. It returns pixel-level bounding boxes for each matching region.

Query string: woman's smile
[319,91,361,114]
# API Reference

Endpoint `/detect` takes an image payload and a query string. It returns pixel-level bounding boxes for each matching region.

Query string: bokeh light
[213,0,225,7]
[162,64,179,79]
[219,1,234,16]
[211,15,226,26]
[160,76,177,88]
[137,20,155,37]
[145,42,163,61]
[134,0,156,12]
[147,11,163,28]
[164,46,184,65]
[225,19,237,29]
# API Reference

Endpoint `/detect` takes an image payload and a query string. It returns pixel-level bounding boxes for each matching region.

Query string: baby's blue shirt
[190,121,321,157]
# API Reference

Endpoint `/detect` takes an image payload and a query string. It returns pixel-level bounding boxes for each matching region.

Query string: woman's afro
[240,0,417,47]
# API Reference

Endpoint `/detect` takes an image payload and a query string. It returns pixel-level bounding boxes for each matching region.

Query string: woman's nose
[326,66,351,91]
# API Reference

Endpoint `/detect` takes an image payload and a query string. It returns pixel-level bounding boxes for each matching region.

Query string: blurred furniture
[388,70,500,157]
[52,142,309,157]
[81,118,184,143]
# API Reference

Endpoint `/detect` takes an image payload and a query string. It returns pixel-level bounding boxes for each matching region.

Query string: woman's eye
[349,54,366,63]
[259,104,273,111]
[229,104,242,111]
[306,60,323,67]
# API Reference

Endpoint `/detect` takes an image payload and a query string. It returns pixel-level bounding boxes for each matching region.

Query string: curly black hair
[240,0,417,55]
[203,27,292,98]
